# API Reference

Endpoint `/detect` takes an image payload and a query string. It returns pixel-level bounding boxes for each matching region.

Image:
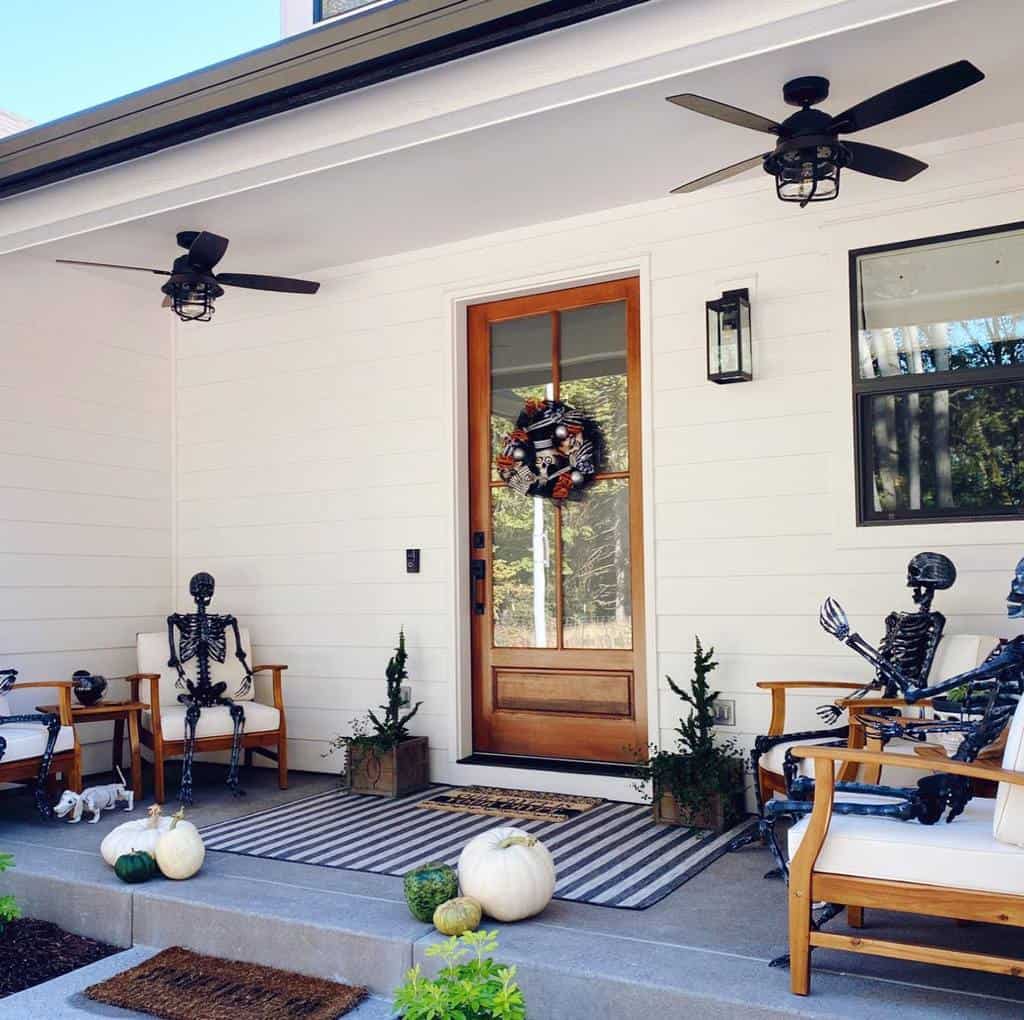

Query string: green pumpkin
[403,861,459,923]
[114,851,156,884]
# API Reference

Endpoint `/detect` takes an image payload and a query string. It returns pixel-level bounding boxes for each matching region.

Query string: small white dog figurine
[54,766,134,824]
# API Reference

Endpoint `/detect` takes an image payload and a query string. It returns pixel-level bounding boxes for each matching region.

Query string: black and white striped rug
[200,786,755,910]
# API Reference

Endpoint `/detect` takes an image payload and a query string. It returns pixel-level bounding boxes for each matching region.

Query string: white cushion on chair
[931,633,1000,681]
[137,629,257,706]
[994,692,1024,847]
[788,796,1024,896]
[0,724,74,762]
[142,702,279,741]
[762,739,844,779]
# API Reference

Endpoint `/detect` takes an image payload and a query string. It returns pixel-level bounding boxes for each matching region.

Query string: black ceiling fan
[667,60,984,206]
[57,230,320,321]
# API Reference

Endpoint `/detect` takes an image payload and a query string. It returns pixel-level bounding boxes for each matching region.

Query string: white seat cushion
[0,723,74,763]
[789,796,1024,896]
[137,629,257,706]
[994,688,1024,847]
[142,702,280,741]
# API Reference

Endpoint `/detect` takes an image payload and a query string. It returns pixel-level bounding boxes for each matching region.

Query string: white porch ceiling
[24,0,1024,281]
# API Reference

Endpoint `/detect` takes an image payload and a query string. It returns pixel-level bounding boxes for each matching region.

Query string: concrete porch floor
[3,763,1024,1018]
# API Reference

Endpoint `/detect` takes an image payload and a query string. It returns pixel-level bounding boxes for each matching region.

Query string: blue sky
[1,2,282,126]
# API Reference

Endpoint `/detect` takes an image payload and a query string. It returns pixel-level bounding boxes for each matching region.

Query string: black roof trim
[0,0,649,202]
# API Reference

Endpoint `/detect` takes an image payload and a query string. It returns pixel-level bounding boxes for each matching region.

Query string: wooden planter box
[346,736,429,797]
[653,762,745,833]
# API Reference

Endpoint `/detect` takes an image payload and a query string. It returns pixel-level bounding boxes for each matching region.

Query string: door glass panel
[491,487,557,647]
[561,479,632,648]
[491,315,553,480]
[559,302,628,472]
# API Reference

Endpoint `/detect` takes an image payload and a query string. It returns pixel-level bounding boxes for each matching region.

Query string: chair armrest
[756,682,866,736]
[125,672,160,703]
[790,744,1024,787]
[841,697,933,711]
[253,665,287,713]
[11,681,74,726]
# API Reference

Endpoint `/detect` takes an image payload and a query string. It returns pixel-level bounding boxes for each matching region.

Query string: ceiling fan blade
[215,272,320,294]
[844,141,928,181]
[666,94,781,135]
[188,231,229,269]
[671,153,767,194]
[56,258,171,276]
[830,60,983,134]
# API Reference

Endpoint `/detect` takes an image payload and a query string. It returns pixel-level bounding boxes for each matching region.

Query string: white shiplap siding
[0,256,172,775]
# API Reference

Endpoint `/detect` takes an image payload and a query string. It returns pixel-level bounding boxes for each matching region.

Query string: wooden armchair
[0,679,81,811]
[756,633,1001,802]
[786,729,1024,995]
[133,630,288,803]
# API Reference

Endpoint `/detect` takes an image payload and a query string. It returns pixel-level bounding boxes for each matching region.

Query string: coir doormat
[416,785,601,822]
[84,946,367,1020]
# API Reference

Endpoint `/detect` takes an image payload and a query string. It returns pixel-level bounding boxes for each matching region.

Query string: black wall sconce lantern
[706,287,752,384]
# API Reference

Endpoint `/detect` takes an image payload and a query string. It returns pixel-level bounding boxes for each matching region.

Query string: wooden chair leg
[153,746,166,804]
[847,906,864,929]
[789,885,812,995]
[277,734,288,790]
[69,746,83,794]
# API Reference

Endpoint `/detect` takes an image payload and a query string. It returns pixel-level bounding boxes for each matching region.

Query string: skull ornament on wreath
[496,398,601,502]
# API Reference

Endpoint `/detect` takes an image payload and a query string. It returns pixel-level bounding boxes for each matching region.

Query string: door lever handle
[471,559,486,615]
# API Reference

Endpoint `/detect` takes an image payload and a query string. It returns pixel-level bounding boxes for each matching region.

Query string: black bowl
[72,670,107,707]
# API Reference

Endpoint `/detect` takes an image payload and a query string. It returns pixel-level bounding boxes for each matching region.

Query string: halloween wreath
[496,398,602,501]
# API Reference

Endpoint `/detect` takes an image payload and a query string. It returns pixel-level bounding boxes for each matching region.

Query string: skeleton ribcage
[879,611,940,686]
[177,619,228,664]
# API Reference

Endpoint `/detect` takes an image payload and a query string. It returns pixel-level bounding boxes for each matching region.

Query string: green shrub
[0,853,21,933]
[393,930,526,1020]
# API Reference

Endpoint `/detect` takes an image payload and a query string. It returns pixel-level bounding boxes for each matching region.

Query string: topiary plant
[393,930,526,1020]
[0,853,21,934]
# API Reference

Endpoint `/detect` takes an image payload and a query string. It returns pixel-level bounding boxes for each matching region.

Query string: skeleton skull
[907,552,956,608]
[188,571,215,607]
[1008,557,1024,620]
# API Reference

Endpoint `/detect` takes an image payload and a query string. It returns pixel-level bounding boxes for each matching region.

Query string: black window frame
[850,219,1024,527]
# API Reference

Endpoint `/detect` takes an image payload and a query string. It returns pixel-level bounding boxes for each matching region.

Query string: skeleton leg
[223,699,246,798]
[179,700,201,806]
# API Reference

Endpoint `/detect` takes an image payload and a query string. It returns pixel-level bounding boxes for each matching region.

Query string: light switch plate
[714,699,736,727]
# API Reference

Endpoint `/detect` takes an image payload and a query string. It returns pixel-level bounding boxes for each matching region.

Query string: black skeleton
[729,553,955,858]
[762,558,1021,969]
[0,668,62,819]
[167,572,253,804]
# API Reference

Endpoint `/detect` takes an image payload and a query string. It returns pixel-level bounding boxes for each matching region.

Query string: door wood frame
[444,257,657,781]
[466,274,646,763]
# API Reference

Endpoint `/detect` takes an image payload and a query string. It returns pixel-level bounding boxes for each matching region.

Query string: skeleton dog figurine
[54,766,134,823]
[0,667,63,819]
[167,572,253,804]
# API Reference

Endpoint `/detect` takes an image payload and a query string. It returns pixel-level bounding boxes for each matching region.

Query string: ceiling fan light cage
[164,278,221,322]
[766,140,847,207]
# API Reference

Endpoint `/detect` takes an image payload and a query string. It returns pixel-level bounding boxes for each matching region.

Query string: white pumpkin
[101,805,172,867]
[154,809,205,880]
[458,827,555,922]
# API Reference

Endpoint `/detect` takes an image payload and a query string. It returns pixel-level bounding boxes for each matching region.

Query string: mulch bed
[85,946,368,1020]
[0,917,119,998]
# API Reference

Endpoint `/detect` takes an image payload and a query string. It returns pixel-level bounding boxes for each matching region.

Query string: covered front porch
[3,0,1024,1015]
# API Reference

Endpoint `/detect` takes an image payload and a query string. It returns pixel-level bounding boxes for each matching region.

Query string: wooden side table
[36,700,145,799]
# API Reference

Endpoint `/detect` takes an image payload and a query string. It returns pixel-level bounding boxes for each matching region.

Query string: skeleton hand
[819,597,850,642]
[815,702,845,726]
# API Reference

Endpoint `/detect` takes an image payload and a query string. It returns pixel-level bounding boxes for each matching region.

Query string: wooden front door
[468,278,645,763]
